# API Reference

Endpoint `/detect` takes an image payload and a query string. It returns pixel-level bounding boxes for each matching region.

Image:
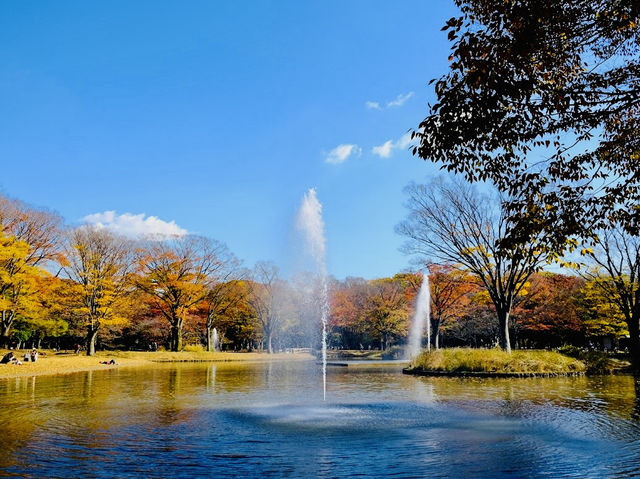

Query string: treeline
[0,193,633,356]
[330,267,628,353]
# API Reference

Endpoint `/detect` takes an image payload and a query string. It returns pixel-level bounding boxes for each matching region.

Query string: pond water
[1,361,639,478]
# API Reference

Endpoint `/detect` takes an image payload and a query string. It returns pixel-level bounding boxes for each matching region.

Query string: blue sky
[0,1,459,279]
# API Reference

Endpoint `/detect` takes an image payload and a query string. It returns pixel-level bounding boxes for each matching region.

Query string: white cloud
[366,91,414,111]
[325,144,361,164]
[372,140,393,158]
[83,211,188,238]
[386,91,414,108]
[372,132,416,158]
[396,132,413,149]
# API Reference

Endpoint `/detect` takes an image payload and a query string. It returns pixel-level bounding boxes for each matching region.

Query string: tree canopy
[416,0,640,249]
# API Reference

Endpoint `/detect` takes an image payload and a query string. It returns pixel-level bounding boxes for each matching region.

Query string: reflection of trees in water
[81,370,93,401]
[157,367,182,426]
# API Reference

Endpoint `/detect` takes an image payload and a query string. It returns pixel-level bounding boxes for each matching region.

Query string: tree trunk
[86,327,99,356]
[170,326,182,352]
[0,310,15,347]
[497,308,512,353]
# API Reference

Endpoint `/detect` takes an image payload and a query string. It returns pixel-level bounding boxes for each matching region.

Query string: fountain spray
[296,188,329,400]
[407,272,431,359]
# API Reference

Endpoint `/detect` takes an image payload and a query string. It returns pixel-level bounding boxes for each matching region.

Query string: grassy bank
[0,349,313,380]
[405,348,586,377]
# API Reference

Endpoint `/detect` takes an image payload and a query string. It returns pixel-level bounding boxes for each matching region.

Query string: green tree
[415,0,639,248]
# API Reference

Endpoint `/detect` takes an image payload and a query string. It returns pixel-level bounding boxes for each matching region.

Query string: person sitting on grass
[1,352,14,364]
[0,352,22,365]
[30,349,38,362]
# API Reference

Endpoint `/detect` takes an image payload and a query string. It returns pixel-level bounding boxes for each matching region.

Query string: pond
[1,361,639,478]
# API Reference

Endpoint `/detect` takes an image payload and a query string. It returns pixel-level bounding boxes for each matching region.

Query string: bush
[182,344,205,353]
[557,345,618,374]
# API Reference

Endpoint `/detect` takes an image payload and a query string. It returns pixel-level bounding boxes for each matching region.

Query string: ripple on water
[1,364,640,478]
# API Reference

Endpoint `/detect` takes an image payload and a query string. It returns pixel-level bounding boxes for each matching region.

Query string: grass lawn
[0,349,313,379]
[405,348,586,376]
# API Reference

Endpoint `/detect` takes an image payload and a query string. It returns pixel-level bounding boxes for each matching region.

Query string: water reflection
[0,362,639,478]
[634,374,640,422]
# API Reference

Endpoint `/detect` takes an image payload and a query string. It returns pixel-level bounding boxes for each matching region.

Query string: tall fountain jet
[296,188,329,400]
[407,272,431,359]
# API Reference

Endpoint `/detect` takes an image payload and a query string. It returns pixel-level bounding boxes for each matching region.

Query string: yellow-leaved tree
[0,231,48,345]
[62,227,133,355]
[135,236,221,351]
[579,276,629,341]
[0,195,63,345]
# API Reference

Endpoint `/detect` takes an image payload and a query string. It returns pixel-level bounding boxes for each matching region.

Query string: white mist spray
[407,272,431,359]
[296,188,329,400]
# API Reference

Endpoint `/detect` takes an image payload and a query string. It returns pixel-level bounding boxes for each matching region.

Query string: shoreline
[0,350,314,380]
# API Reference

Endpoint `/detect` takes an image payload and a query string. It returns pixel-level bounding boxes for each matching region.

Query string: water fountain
[407,272,431,359]
[212,328,219,352]
[295,188,329,400]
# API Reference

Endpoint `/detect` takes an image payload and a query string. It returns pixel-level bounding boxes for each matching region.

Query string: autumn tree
[135,236,222,352]
[12,275,69,349]
[329,277,369,349]
[247,261,283,354]
[576,277,628,344]
[0,196,63,344]
[204,279,258,351]
[62,227,133,355]
[427,264,478,349]
[0,231,48,346]
[363,276,410,351]
[514,273,584,347]
[397,179,551,352]
[200,248,243,352]
[581,228,640,364]
[415,0,640,247]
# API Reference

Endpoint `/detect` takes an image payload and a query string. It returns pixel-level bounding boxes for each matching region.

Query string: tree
[135,236,221,352]
[0,196,63,344]
[397,178,551,351]
[514,272,584,347]
[415,0,640,246]
[63,227,133,355]
[200,248,243,352]
[0,231,47,346]
[11,275,69,349]
[581,228,640,364]
[427,264,478,349]
[329,277,369,349]
[363,276,410,351]
[247,261,282,354]
[577,277,628,344]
